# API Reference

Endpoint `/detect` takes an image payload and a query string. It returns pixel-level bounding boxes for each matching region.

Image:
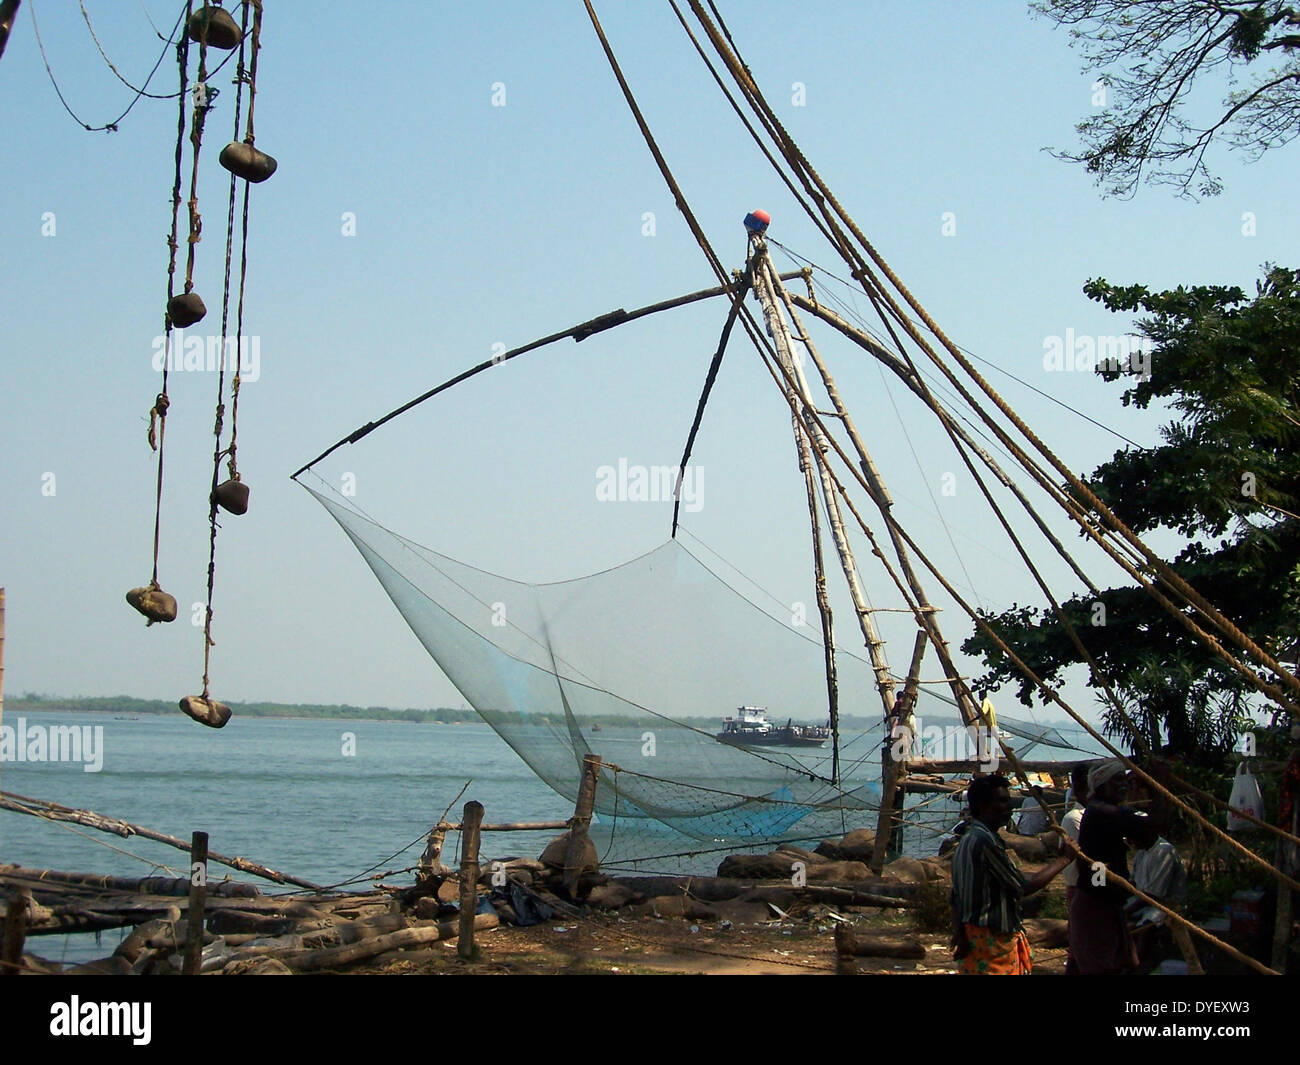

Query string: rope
[28,0,189,132]
[671,4,1300,867]
[690,0,1300,713]
[146,9,191,589]
[196,0,240,701]
[79,0,179,99]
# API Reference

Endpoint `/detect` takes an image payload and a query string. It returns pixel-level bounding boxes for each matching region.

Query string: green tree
[964,266,1300,763]
[1035,0,1300,197]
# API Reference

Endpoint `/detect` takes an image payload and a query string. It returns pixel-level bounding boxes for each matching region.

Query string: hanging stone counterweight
[180,695,232,729]
[125,584,178,625]
[167,292,207,328]
[219,142,278,184]
[213,477,250,515]
[187,6,243,50]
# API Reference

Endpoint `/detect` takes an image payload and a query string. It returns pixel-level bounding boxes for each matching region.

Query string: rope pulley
[187,4,243,51]
[219,141,277,183]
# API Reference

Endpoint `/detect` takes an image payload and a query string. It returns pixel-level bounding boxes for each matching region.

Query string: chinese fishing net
[306,485,888,841]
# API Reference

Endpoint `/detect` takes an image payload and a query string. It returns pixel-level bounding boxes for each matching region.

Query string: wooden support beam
[457,801,484,959]
[564,754,601,897]
[1,886,29,974]
[183,832,208,976]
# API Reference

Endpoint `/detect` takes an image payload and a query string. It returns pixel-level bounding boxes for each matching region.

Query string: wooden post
[418,826,447,882]
[183,831,208,975]
[874,631,927,871]
[564,754,602,897]
[1,886,29,975]
[457,801,484,959]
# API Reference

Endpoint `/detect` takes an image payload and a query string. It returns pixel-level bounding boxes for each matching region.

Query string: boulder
[998,829,1050,862]
[806,860,874,883]
[1022,917,1069,949]
[814,828,876,863]
[774,843,828,864]
[585,882,636,910]
[881,858,930,885]
[717,852,806,880]
[539,831,598,876]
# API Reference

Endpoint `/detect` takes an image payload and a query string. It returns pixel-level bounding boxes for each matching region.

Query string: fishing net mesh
[307,486,892,841]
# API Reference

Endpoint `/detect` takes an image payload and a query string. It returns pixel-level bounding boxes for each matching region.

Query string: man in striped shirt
[950,774,1073,974]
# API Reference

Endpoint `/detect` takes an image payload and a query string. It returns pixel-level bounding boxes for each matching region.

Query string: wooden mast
[750,242,898,748]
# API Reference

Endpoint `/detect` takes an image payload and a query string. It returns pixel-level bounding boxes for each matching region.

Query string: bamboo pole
[793,386,841,784]
[183,831,208,976]
[564,754,601,896]
[0,790,324,890]
[768,261,980,729]
[751,249,897,729]
[457,801,484,959]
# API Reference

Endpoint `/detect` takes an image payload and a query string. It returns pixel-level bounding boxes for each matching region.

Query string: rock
[539,831,598,877]
[435,879,460,905]
[998,829,1050,862]
[717,853,806,880]
[585,882,636,910]
[806,860,874,883]
[917,857,952,883]
[881,858,930,885]
[815,828,876,863]
[1023,917,1069,948]
[774,843,828,864]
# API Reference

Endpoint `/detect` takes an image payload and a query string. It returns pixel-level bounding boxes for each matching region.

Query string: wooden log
[271,913,500,972]
[1,887,29,974]
[0,866,260,898]
[418,826,448,880]
[905,758,1078,775]
[433,821,571,832]
[183,831,208,976]
[0,792,324,890]
[458,801,484,960]
[564,755,602,896]
[834,924,926,959]
[114,913,183,963]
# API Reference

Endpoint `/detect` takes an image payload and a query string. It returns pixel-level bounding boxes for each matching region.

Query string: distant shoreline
[3,696,880,731]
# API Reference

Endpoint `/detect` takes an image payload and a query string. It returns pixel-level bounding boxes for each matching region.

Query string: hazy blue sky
[2,1,1295,731]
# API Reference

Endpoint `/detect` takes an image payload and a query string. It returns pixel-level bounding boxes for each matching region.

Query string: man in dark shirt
[950,774,1071,974]
[1068,759,1159,974]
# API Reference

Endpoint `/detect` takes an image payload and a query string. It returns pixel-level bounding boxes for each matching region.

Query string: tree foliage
[964,266,1300,761]
[1034,0,1300,196]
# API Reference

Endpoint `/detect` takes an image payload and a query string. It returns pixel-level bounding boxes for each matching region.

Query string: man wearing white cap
[1068,758,1159,974]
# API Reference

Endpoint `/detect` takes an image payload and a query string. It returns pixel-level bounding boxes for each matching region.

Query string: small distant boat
[590,722,604,733]
[114,715,140,721]
[716,706,829,748]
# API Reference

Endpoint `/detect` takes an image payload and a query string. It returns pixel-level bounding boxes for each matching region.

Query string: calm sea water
[0,709,956,963]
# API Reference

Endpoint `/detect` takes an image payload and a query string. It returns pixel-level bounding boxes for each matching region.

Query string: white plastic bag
[1227,762,1264,833]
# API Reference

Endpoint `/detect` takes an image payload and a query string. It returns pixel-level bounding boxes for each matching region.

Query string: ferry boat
[716,706,830,748]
